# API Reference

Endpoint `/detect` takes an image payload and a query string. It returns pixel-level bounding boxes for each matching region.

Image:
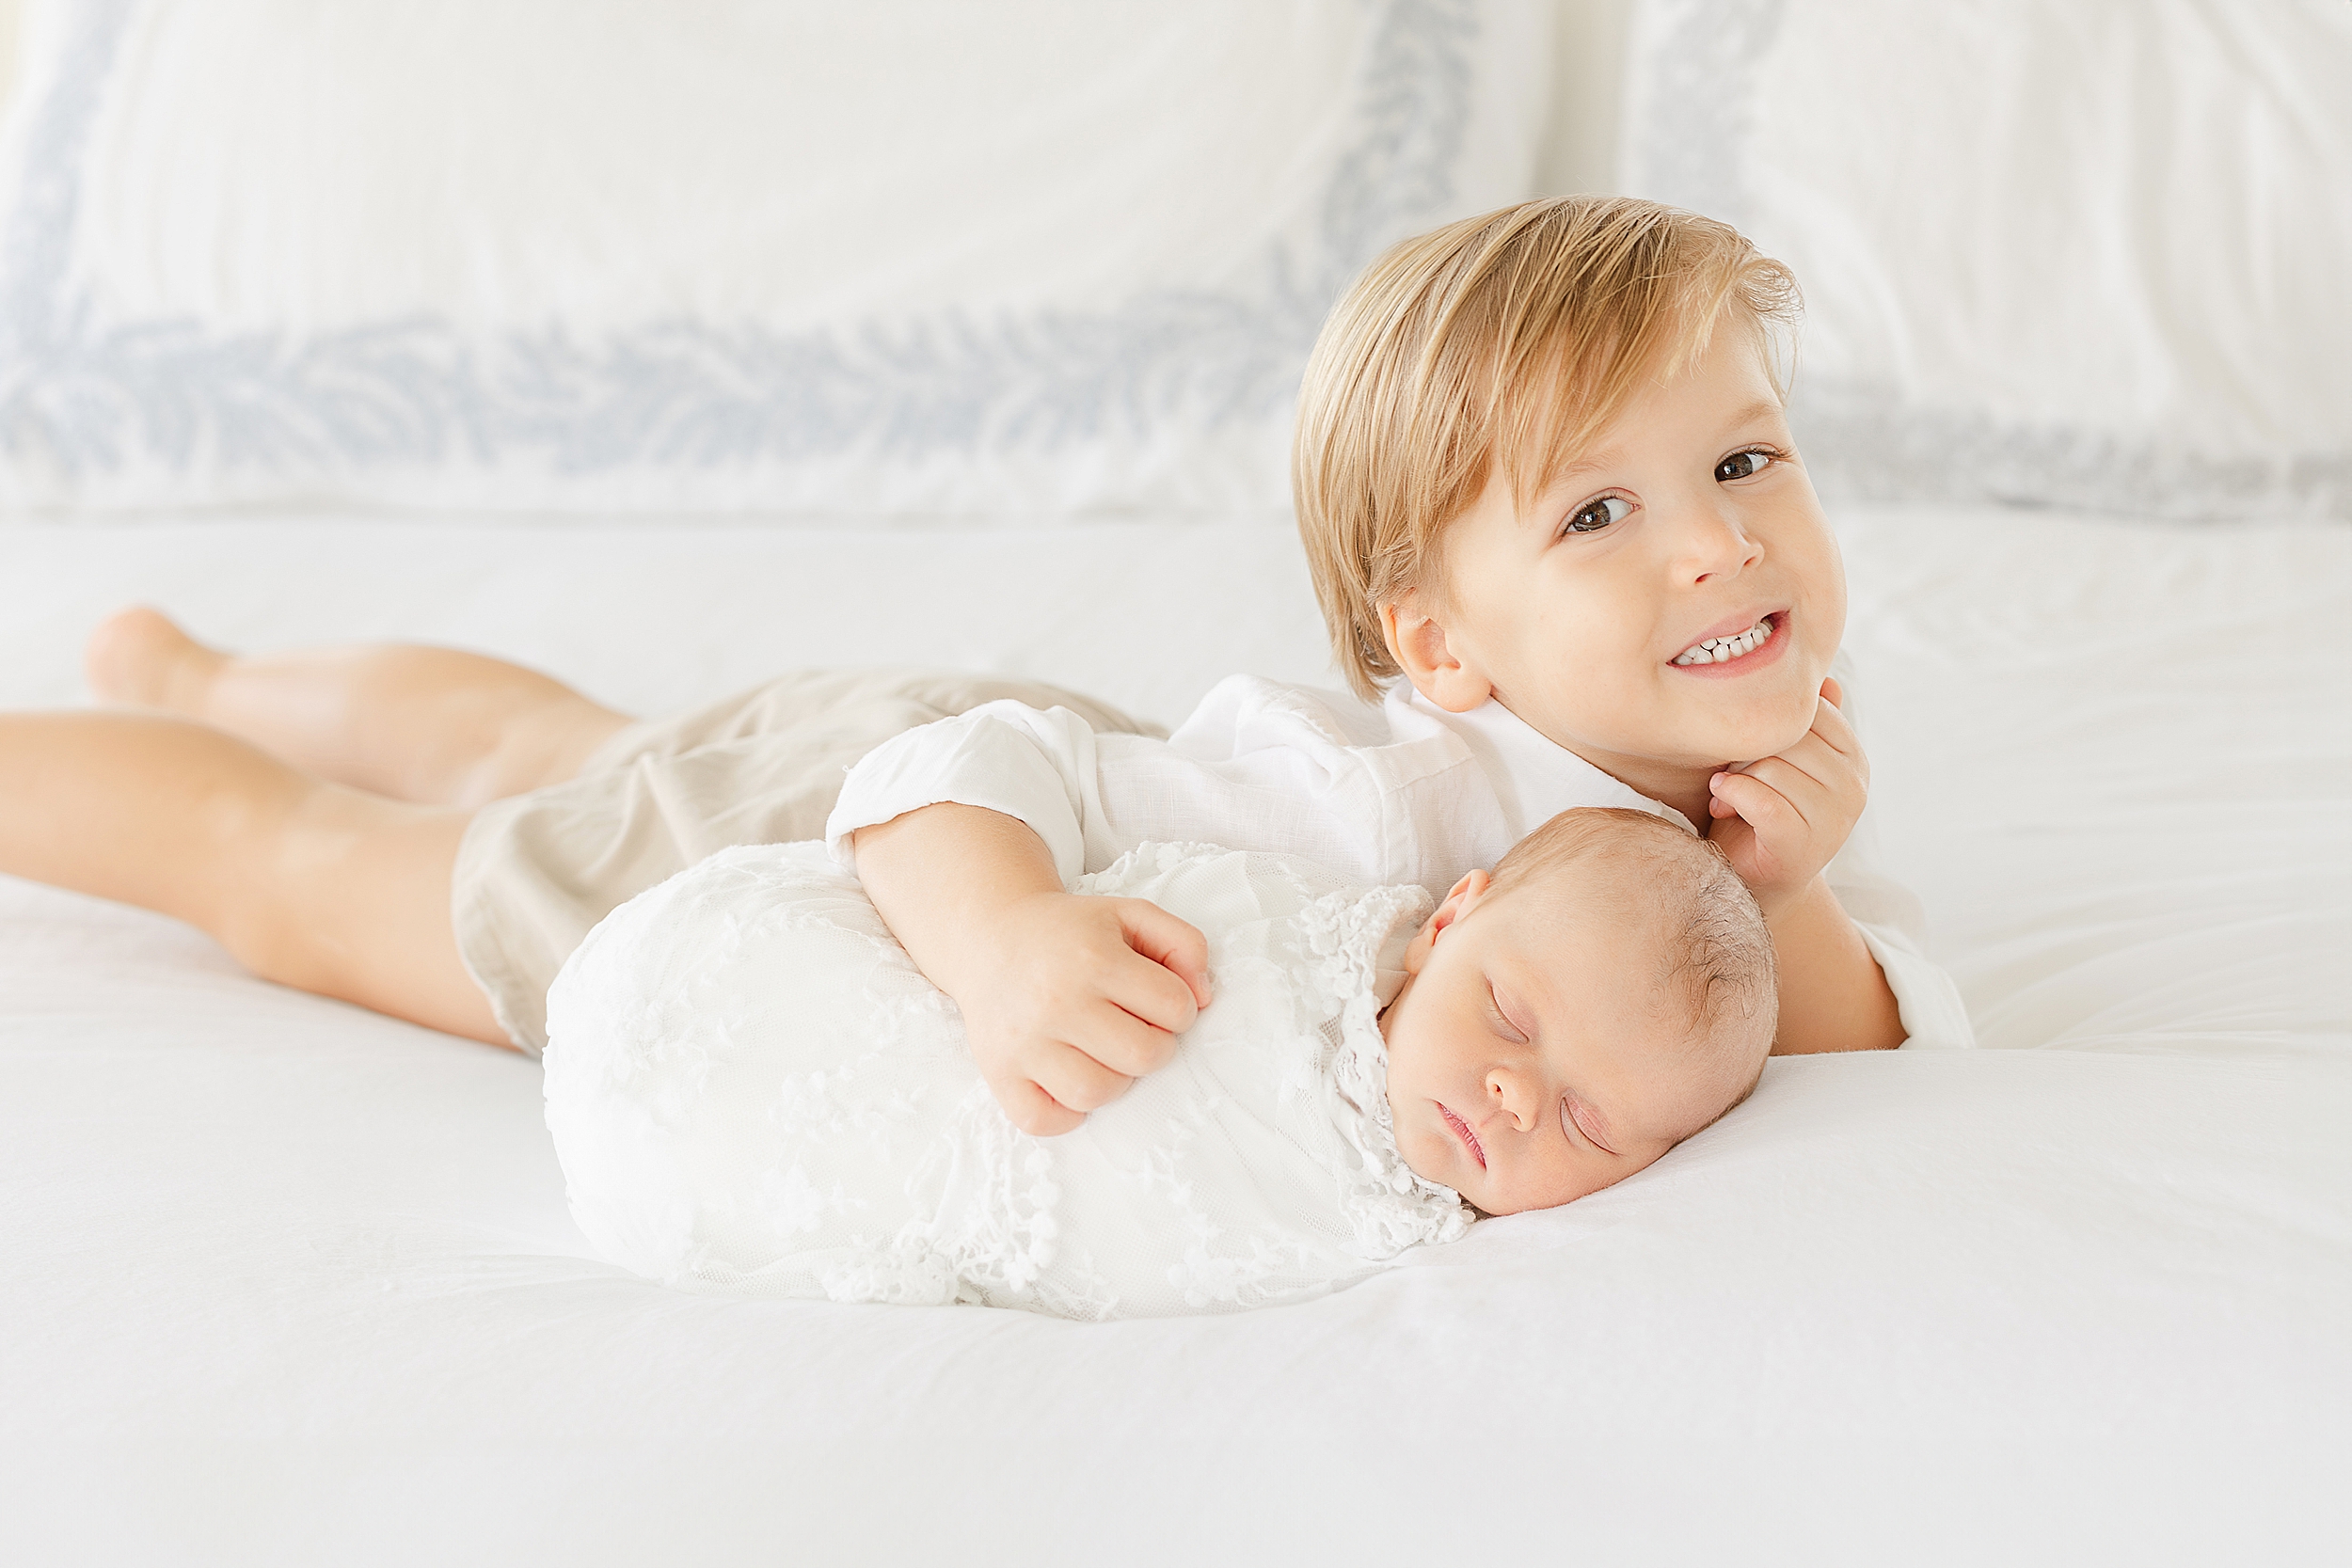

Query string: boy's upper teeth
[1674,615,1774,665]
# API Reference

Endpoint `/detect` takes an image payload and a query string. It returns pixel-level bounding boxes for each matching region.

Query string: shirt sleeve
[824,680,1399,888]
[824,700,1113,884]
[1827,824,1978,1050]
[1821,651,1977,1049]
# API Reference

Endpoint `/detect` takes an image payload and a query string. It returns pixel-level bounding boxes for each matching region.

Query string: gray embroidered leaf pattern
[0,0,1481,495]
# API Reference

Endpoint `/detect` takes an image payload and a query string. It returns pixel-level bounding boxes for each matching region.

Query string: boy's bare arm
[1760,878,1904,1053]
[851,803,1214,1133]
[1703,678,1905,1053]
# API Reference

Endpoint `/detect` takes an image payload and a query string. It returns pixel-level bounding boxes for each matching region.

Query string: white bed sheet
[0,508,2345,1565]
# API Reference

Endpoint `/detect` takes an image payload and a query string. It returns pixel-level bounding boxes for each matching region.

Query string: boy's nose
[1666,497,1764,584]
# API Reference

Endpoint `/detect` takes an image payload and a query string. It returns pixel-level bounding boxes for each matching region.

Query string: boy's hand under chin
[1703,676,1867,923]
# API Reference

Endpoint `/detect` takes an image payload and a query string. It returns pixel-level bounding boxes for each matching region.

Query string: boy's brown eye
[1564,495,1629,534]
[1715,450,1774,482]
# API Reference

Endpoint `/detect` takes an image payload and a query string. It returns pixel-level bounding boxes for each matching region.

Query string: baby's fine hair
[1490,808,1778,1110]
[1293,196,1802,699]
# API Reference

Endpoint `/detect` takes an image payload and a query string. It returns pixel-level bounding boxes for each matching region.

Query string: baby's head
[1295,196,1847,789]
[1380,808,1776,1215]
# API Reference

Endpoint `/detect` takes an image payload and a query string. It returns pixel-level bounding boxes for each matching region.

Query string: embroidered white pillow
[1618,0,2350,521]
[0,0,1553,515]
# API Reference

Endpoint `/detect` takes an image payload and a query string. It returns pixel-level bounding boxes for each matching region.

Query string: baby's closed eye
[1560,1098,1615,1154]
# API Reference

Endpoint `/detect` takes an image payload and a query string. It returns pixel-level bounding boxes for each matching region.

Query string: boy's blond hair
[1293,196,1801,699]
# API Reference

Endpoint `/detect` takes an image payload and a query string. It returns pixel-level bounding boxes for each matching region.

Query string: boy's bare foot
[80,608,630,805]
[84,607,225,716]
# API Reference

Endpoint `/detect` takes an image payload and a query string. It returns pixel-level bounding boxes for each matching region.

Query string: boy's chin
[1698,689,1823,765]
[1678,713,1813,769]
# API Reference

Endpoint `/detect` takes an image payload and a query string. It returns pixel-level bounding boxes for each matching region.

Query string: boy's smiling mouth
[1438,1102,1486,1168]
[1671,610,1786,670]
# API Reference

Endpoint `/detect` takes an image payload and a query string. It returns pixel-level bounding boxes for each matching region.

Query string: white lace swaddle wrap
[544,841,1470,1320]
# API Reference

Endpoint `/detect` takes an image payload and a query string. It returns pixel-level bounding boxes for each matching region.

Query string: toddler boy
[839,195,1973,1133]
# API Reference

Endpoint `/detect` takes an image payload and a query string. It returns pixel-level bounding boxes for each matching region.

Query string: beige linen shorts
[452,668,1161,1053]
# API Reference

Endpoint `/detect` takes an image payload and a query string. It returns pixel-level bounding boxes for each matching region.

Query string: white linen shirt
[826,672,1975,1050]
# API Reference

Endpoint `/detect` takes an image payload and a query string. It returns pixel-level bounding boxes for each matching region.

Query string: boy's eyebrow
[1721,398,1788,433]
[1531,446,1623,496]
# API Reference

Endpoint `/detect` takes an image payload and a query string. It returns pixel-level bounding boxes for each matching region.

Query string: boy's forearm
[850,802,1062,996]
[1766,876,1905,1054]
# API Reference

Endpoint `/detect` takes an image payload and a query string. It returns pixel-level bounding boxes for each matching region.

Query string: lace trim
[1295,885,1473,1254]
[1088,843,1470,1259]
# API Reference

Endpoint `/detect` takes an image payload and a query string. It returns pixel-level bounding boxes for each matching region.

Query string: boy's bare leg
[0,711,506,1045]
[83,607,633,810]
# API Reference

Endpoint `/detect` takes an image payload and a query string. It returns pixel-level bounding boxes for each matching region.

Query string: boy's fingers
[1778,725,1867,791]
[1101,945,1201,1037]
[1120,900,1214,1007]
[1075,999,1184,1079]
[1032,1037,1136,1116]
[1820,674,1845,710]
[1809,691,1864,760]
[1709,768,1804,836]
[997,1075,1087,1137]
[1731,756,1825,826]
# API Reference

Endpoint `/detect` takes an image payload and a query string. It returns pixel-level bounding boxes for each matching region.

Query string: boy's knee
[209,792,408,995]
[212,842,349,994]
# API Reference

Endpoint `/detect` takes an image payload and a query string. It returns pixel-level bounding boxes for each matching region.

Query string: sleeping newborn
[544,807,1775,1320]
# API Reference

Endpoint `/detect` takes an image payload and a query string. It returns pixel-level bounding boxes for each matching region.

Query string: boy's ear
[1380,592,1495,714]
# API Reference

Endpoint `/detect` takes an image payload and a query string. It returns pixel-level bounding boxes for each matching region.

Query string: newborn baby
[545,807,1775,1320]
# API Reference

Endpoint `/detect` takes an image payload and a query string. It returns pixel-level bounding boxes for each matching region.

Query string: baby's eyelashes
[1488,981,1540,1043]
[1565,1098,1619,1156]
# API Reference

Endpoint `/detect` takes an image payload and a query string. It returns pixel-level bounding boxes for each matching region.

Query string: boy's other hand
[961,891,1213,1136]
[1704,676,1867,922]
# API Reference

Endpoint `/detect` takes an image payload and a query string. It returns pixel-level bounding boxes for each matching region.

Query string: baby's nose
[1486,1069,1540,1129]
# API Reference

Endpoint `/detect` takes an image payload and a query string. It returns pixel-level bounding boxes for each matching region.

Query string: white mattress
[1,508,2345,1565]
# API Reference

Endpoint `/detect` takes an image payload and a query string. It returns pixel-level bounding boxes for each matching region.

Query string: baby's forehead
[1486,859,1681,990]
[1491,844,1755,1007]
[1496,833,1691,914]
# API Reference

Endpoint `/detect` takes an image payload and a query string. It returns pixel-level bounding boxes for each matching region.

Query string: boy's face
[1380,870,1753,1215]
[1385,325,1847,789]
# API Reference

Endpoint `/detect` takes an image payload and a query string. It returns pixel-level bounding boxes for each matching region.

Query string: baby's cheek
[1511,1150,1634,1215]
[1392,1118,1445,1187]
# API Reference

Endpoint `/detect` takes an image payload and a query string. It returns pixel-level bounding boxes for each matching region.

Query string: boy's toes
[84,606,223,712]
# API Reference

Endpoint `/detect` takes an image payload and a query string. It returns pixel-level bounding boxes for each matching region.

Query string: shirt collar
[1387,684,1700,839]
